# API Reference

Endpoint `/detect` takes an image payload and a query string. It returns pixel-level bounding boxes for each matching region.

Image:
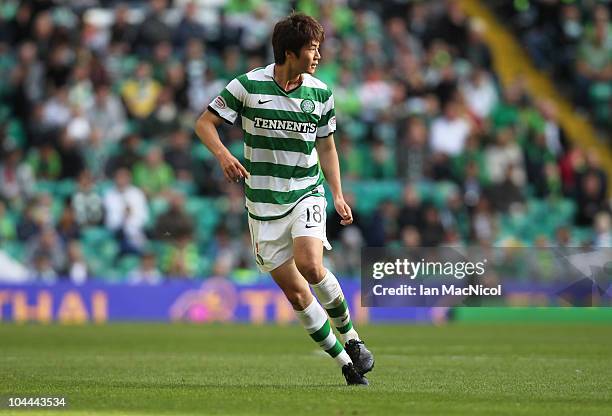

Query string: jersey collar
[263,63,275,79]
[265,63,305,95]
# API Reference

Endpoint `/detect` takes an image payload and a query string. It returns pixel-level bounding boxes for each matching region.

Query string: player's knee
[285,289,311,310]
[295,261,325,284]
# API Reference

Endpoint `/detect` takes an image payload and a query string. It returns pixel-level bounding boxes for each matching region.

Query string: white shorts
[248,195,332,273]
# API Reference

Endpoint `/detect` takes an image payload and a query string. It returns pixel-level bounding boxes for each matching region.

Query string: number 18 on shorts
[248,196,332,273]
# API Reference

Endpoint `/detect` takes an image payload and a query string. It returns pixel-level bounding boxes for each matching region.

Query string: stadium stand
[0,0,610,283]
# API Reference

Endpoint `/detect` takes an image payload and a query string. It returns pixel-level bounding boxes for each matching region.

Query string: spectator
[6,2,34,45]
[43,86,72,127]
[151,41,173,83]
[56,203,81,243]
[29,252,58,283]
[164,129,194,181]
[554,226,575,248]
[87,83,127,143]
[129,251,162,285]
[575,8,612,109]
[68,64,94,111]
[153,191,194,240]
[120,62,162,121]
[485,126,526,186]
[432,0,469,57]
[460,68,498,121]
[430,100,472,157]
[440,191,471,240]
[487,166,525,213]
[63,240,88,284]
[105,133,142,176]
[25,102,57,150]
[208,226,241,277]
[83,129,113,180]
[173,1,206,50]
[17,202,43,241]
[161,235,200,278]
[31,11,54,61]
[0,148,35,209]
[57,129,85,179]
[583,150,609,199]
[401,226,422,248]
[45,44,73,89]
[524,131,556,189]
[133,145,175,198]
[9,42,45,123]
[536,99,567,158]
[26,227,66,273]
[465,18,493,71]
[397,185,423,232]
[558,145,585,195]
[103,168,149,255]
[166,62,189,111]
[136,0,173,53]
[365,139,396,179]
[472,197,496,244]
[575,170,608,226]
[452,133,488,184]
[535,161,563,200]
[110,4,138,50]
[72,170,104,227]
[185,38,210,113]
[420,204,445,247]
[26,143,62,180]
[594,212,612,248]
[365,200,399,247]
[141,87,181,139]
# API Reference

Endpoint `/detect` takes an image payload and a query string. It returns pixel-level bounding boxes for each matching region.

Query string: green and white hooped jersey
[208,63,336,221]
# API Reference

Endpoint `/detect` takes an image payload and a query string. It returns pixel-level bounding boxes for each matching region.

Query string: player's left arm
[316,134,353,226]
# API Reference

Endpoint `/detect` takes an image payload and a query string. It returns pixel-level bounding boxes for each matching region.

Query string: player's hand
[218,152,249,183]
[334,197,353,226]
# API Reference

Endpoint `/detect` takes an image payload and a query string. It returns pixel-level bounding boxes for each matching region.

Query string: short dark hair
[272,12,324,64]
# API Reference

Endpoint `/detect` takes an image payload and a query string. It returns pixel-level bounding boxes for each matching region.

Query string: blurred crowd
[491,0,612,135]
[0,0,610,284]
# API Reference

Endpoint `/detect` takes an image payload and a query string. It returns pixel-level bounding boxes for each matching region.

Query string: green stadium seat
[6,119,25,149]
[34,180,56,195]
[174,180,196,196]
[81,227,119,278]
[228,142,243,158]
[192,143,214,161]
[94,180,114,194]
[117,255,140,278]
[148,198,169,225]
[55,179,77,199]
[2,240,26,262]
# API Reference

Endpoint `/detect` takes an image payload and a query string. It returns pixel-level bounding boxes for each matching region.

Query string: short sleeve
[316,93,336,138]
[208,77,247,124]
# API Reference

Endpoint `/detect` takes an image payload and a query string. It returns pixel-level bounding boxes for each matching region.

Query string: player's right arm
[195,78,249,183]
[195,110,248,182]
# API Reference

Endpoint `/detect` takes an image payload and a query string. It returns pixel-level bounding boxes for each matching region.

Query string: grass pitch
[1,323,611,415]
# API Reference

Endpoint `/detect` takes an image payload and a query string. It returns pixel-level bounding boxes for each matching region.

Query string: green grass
[0,323,611,415]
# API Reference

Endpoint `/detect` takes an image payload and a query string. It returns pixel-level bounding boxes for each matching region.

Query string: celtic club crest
[300,99,315,114]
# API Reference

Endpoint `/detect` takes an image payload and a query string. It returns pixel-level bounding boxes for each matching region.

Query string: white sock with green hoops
[294,298,352,368]
[310,269,360,345]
